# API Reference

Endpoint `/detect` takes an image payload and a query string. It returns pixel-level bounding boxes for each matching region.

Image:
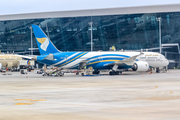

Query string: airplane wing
[104,52,144,66]
[43,54,54,60]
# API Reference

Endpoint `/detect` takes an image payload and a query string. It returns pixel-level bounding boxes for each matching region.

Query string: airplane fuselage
[36,51,169,70]
[0,54,22,68]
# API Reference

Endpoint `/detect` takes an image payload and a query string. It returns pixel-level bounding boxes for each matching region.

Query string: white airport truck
[11,60,35,72]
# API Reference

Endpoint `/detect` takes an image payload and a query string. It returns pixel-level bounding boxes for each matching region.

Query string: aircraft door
[160,56,163,62]
[65,55,69,61]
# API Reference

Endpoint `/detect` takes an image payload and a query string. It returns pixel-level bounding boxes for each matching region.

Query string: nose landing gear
[156,68,160,73]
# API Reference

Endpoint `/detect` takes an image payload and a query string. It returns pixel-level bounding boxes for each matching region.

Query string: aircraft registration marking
[14,99,46,105]
[15,103,33,105]
[145,54,159,57]
[0,55,17,59]
[0,56,10,59]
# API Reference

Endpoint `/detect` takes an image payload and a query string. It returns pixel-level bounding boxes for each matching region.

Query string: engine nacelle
[7,62,13,68]
[0,63,2,70]
[132,61,149,72]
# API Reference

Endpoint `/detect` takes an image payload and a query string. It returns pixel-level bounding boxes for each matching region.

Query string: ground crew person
[84,66,87,69]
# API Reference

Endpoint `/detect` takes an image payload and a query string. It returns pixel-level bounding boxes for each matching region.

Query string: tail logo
[36,38,49,51]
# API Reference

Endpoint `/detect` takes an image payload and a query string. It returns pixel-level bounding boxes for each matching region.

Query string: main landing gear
[109,64,122,75]
[93,70,100,74]
[109,71,122,75]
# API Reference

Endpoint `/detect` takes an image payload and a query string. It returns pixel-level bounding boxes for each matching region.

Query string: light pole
[88,22,93,51]
[30,26,33,55]
[46,19,50,38]
[157,17,162,54]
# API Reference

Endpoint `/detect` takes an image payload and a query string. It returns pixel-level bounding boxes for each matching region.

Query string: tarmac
[0,70,180,120]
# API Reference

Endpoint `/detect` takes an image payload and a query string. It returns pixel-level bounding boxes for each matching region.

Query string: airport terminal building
[0,4,180,67]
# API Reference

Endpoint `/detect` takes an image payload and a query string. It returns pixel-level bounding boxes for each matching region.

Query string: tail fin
[32,24,59,55]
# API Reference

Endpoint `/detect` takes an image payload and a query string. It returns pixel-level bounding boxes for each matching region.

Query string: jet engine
[132,61,149,72]
[7,62,13,68]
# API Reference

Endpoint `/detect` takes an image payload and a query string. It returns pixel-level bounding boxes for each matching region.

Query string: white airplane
[0,54,22,71]
[19,25,169,75]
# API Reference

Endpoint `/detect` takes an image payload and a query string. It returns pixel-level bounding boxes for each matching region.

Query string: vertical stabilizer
[32,24,59,55]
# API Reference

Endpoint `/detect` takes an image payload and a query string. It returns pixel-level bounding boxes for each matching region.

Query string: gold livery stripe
[87,60,120,65]
[36,38,46,44]
[60,52,87,66]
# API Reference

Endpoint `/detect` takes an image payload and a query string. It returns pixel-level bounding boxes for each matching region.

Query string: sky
[1,0,180,15]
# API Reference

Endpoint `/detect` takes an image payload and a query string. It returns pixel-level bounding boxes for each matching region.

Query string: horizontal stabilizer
[14,55,34,59]
[43,54,54,61]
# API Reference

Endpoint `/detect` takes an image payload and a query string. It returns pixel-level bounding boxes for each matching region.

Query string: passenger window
[140,57,146,59]
[147,57,157,59]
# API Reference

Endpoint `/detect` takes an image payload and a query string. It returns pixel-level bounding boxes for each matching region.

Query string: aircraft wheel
[81,73,84,76]
[93,71,96,74]
[115,71,119,75]
[60,74,64,76]
[156,68,160,73]
[109,71,121,75]
[109,71,114,75]
[42,73,46,76]
[119,71,122,75]
[93,70,100,74]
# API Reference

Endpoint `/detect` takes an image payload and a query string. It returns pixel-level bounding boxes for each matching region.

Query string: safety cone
[26,76,28,78]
